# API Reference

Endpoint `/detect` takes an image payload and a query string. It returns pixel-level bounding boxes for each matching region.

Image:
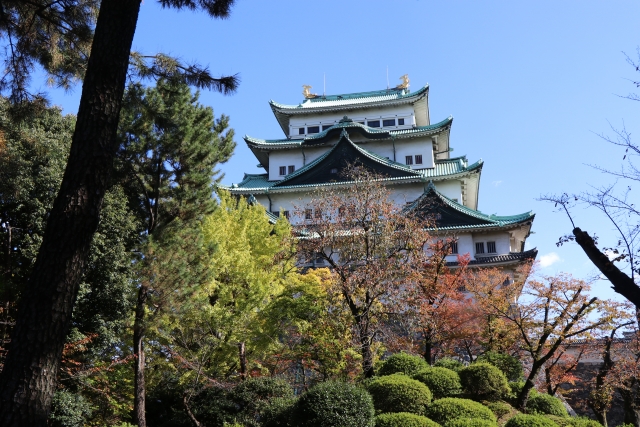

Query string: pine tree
[115,80,235,427]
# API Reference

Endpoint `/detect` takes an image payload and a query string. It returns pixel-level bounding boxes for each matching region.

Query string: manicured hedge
[545,415,602,427]
[367,374,432,416]
[413,367,462,399]
[375,412,440,427]
[504,414,559,427]
[261,397,297,427]
[425,398,497,425]
[476,352,523,382]
[485,400,515,419]
[444,419,498,427]
[434,358,464,372]
[292,381,374,427]
[378,353,430,377]
[459,363,510,401]
[526,393,568,417]
[230,377,295,426]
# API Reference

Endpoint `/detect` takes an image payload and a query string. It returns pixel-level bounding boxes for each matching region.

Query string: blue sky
[42,1,640,301]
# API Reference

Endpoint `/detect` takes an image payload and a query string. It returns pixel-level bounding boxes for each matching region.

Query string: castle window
[298,127,305,135]
[288,165,295,174]
[314,208,322,219]
[405,156,413,165]
[282,211,290,219]
[415,155,423,164]
[368,120,380,128]
[357,121,365,125]
[487,241,497,253]
[305,209,313,220]
[314,253,325,265]
[279,166,286,176]
[322,124,332,131]
[383,119,395,127]
[475,242,485,254]
[450,241,458,254]
[330,168,338,174]
[307,126,320,134]
[398,118,405,125]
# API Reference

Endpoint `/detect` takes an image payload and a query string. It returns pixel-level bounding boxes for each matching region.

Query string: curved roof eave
[269,85,430,135]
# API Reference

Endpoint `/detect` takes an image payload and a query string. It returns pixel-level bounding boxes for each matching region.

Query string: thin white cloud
[539,252,562,268]
[492,180,502,187]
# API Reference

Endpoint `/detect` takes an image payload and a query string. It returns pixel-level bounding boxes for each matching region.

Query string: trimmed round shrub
[413,367,462,399]
[292,381,374,427]
[367,374,432,416]
[572,418,605,427]
[375,412,440,427]
[425,398,497,425]
[526,393,568,417]
[262,397,297,427]
[459,363,510,401]
[230,377,295,426]
[445,419,498,427]
[504,414,559,427]
[476,352,523,382]
[485,400,515,419]
[378,352,429,377]
[434,358,465,372]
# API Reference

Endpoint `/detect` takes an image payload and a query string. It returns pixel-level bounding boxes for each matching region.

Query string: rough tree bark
[573,227,640,310]
[0,0,142,425]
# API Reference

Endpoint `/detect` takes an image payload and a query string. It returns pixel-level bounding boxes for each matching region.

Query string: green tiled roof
[404,182,534,230]
[270,85,429,111]
[226,148,482,194]
[244,116,453,149]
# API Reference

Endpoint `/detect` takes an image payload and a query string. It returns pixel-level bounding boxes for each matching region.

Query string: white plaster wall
[433,180,462,203]
[268,151,304,181]
[472,232,511,257]
[289,105,416,138]
[358,141,396,161]
[454,234,475,260]
[304,146,331,164]
[393,139,435,169]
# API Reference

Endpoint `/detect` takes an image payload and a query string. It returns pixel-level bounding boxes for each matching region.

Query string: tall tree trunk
[0,0,142,425]
[361,334,374,378]
[423,329,433,365]
[133,285,148,427]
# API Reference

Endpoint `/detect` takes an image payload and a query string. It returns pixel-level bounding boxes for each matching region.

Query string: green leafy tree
[0,1,238,424]
[152,191,295,404]
[115,80,235,426]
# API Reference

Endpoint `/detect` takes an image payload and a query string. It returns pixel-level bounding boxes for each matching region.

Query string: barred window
[298,127,305,135]
[450,241,458,254]
[405,155,413,165]
[314,209,322,219]
[368,120,380,128]
[305,209,313,220]
[475,242,485,254]
[415,154,423,164]
[288,165,295,174]
[279,166,286,176]
[383,118,395,127]
[398,118,405,125]
[307,126,320,134]
[487,241,497,253]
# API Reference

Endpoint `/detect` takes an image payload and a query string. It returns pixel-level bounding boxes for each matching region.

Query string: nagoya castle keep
[226,77,537,271]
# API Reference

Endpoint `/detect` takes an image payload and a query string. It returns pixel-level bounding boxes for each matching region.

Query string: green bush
[413,367,462,399]
[434,358,465,371]
[378,352,430,376]
[375,412,440,427]
[459,363,510,401]
[262,397,297,427]
[485,401,515,419]
[444,419,498,427]
[526,394,568,417]
[292,381,374,427]
[49,391,92,427]
[367,374,432,416]
[545,415,602,427]
[476,352,523,382]
[504,414,559,427]
[230,377,295,426]
[425,398,497,425]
